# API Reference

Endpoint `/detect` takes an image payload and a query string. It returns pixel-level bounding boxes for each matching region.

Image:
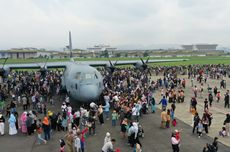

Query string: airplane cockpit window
[75,72,98,80]
[83,73,98,79]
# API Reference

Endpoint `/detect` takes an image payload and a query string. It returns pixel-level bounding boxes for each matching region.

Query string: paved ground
[0,108,230,152]
[153,75,230,147]
[0,74,230,152]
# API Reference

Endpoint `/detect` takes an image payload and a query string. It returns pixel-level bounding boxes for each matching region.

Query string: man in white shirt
[102,139,116,152]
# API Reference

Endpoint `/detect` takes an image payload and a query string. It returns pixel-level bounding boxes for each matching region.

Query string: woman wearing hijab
[8,113,17,135]
[0,113,5,135]
[20,112,27,133]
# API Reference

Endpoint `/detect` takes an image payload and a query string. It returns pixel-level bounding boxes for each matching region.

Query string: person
[151,96,156,113]
[212,137,218,151]
[36,121,47,144]
[42,116,51,141]
[166,109,171,128]
[0,113,5,135]
[103,101,110,120]
[171,132,180,152]
[98,105,104,125]
[208,93,213,107]
[193,86,198,98]
[74,132,81,152]
[121,118,128,138]
[202,113,209,134]
[193,112,200,134]
[8,113,17,135]
[111,110,119,126]
[223,113,230,136]
[128,122,139,148]
[224,90,229,108]
[214,86,218,97]
[216,91,221,102]
[59,139,65,152]
[197,120,203,138]
[88,114,96,136]
[172,119,177,127]
[102,139,116,152]
[22,95,28,110]
[20,112,27,134]
[159,96,167,110]
[104,132,111,145]
[66,130,74,152]
[160,109,167,128]
[203,143,216,152]
[204,98,209,111]
[26,113,33,135]
[191,97,197,111]
[79,127,88,152]
[219,127,227,137]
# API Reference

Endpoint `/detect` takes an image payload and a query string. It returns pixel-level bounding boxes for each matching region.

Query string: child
[197,120,203,138]
[219,127,227,137]
[216,91,221,102]
[166,109,171,128]
[170,109,175,120]
[59,139,65,152]
[172,119,177,127]
[79,127,88,152]
[74,132,81,152]
[111,110,119,126]
[37,121,47,145]
[104,132,111,145]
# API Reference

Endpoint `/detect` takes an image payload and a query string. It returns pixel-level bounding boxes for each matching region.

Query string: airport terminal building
[181,44,218,51]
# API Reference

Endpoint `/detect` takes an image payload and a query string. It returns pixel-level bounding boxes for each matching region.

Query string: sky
[0,0,230,50]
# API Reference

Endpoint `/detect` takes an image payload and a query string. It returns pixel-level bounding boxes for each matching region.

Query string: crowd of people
[0,64,229,152]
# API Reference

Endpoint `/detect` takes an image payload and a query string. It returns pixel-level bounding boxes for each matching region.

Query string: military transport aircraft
[0,58,188,103]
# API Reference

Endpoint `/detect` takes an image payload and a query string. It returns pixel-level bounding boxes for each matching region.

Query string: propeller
[106,59,118,74]
[0,58,8,77]
[38,57,49,77]
[140,57,149,70]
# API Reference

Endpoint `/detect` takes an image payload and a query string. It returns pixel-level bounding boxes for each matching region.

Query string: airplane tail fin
[69,31,73,58]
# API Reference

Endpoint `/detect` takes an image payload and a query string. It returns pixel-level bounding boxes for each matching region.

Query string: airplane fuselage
[62,62,104,103]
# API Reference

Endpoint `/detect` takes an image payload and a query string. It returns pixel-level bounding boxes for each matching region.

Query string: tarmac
[0,75,230,152]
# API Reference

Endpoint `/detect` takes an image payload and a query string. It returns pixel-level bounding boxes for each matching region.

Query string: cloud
[0,0,229,49]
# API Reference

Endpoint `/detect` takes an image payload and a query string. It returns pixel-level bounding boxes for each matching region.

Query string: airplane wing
[1,58,188,69]
[3,62,68,69]
[82,59,189,66]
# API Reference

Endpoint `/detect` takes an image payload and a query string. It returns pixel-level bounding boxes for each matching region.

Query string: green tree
[143,51,149,57]
[115,53,121,57]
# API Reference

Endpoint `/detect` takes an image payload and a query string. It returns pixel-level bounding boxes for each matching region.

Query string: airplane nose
[80,85,98,101]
